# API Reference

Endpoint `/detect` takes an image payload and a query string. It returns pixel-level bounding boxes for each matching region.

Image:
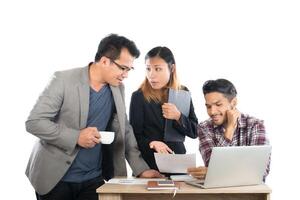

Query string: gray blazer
[25,66,149,195]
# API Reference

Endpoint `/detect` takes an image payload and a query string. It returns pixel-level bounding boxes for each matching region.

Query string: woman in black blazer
[129,46,198,171]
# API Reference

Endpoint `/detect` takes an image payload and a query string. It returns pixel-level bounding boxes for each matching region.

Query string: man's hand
[224,108,240,140]
[187,166,208,179]
[77,127,100,148]
[162,103,181,121]
[226,108,240,128]
[138,169,164,178]
[149,141,173,154]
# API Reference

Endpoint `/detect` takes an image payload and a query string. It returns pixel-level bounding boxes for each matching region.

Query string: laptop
[185,145,271,188]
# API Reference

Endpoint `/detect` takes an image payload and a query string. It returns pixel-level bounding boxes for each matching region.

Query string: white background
[1,0,299,199]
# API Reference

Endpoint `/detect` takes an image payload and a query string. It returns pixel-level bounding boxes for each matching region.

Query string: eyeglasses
[108,58,134,72]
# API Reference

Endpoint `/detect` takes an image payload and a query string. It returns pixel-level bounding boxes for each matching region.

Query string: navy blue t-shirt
[62,85,113,182]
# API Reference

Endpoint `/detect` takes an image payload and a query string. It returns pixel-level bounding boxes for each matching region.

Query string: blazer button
[66,161,71,165]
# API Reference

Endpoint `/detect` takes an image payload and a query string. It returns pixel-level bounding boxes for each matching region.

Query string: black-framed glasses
[108,58,134,72]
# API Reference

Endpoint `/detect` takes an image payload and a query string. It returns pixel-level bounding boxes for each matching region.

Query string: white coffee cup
[99,131,115,144]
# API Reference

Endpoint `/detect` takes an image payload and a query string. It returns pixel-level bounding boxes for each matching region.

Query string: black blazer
[129,88,198,171]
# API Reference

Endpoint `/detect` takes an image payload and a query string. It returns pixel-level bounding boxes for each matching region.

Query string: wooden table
[97,182,271,200]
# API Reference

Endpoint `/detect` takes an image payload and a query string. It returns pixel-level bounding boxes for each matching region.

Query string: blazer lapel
[110,85,125,135]
[78,66,90,129]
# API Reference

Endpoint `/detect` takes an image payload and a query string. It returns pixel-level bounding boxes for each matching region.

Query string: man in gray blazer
[26,34,162,200]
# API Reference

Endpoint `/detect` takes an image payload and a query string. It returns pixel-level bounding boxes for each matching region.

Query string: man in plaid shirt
[188,79,270,180]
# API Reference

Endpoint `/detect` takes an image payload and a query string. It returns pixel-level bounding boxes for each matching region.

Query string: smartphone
[157,180,175,186]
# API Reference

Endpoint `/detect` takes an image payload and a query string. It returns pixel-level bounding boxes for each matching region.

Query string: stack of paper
[106,178,166,185]
[170,174,197,182]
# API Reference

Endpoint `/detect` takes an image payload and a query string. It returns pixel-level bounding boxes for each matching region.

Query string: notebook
[185,145,271,188]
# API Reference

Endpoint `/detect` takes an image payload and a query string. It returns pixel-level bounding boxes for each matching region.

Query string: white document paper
[106,177,166,185]
[154,153,196,173]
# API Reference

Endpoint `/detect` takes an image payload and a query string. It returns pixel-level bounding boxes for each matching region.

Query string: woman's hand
[149,141,173,154]
[162,103,181,121]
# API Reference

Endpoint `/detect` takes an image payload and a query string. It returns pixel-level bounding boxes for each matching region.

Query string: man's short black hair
[94,34,140,62]
[202,79,237,100]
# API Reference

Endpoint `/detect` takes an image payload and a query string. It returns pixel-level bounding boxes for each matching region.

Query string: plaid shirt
[197,113,270,177]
